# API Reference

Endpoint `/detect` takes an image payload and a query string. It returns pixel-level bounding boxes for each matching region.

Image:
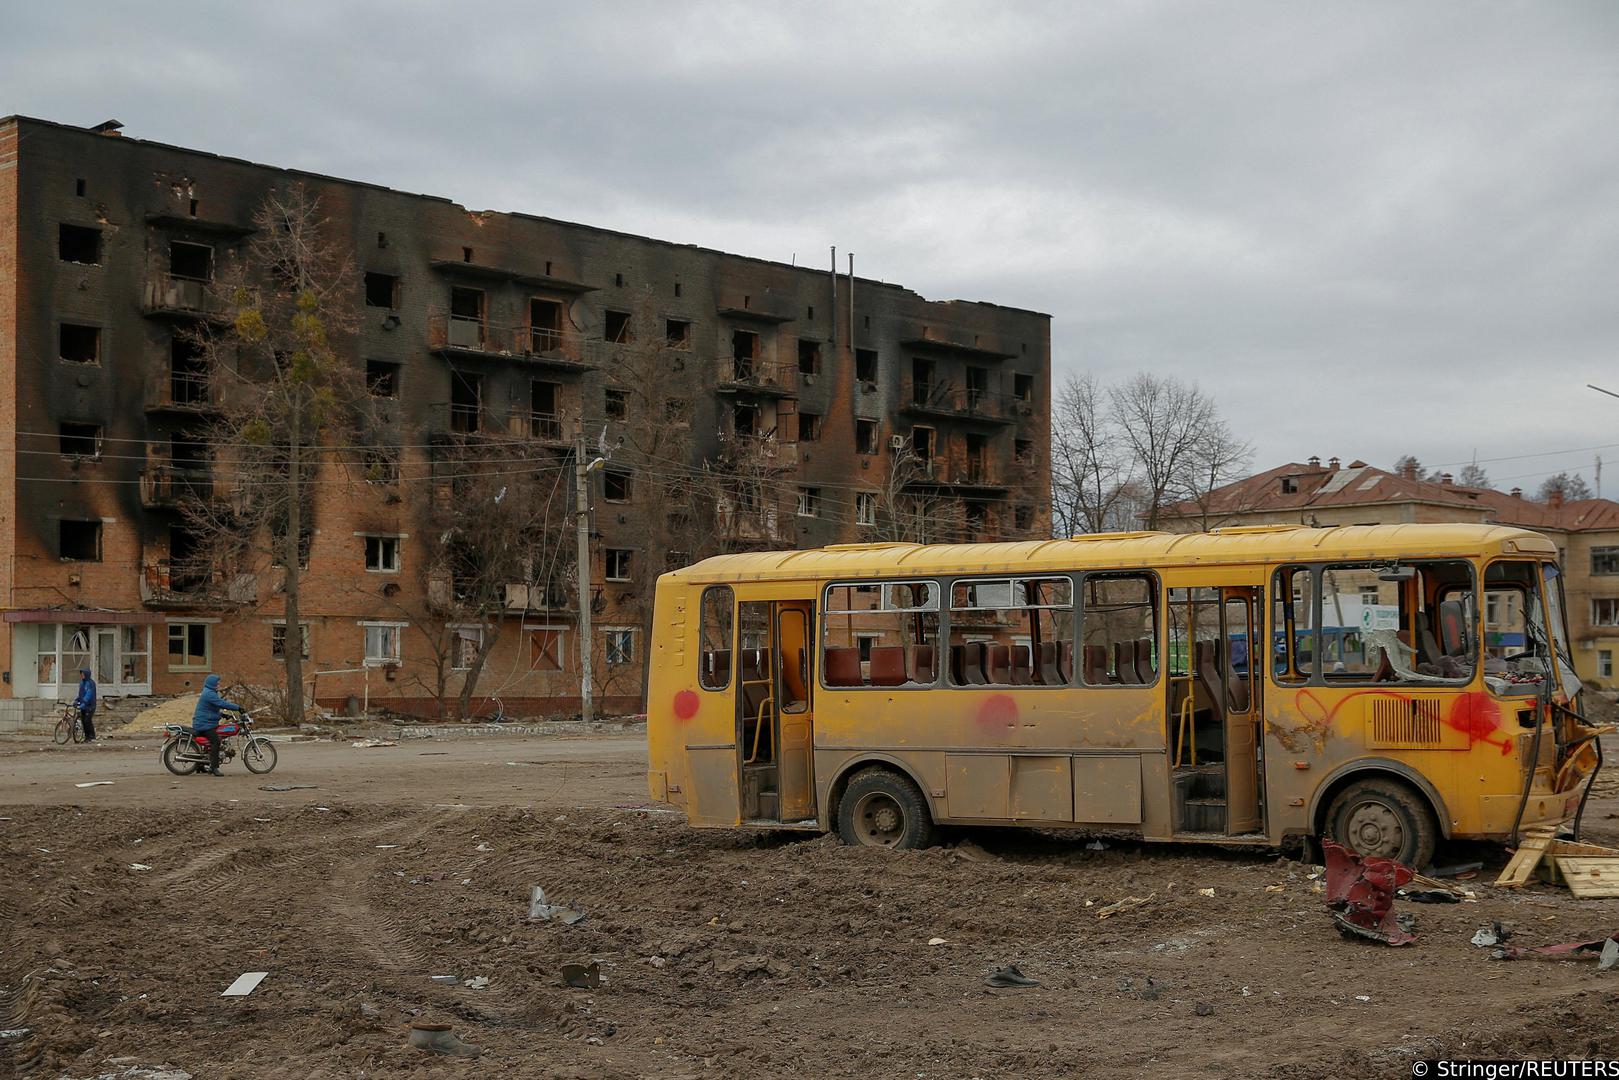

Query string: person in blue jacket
[73,668,97,742]
[191,674,242,776]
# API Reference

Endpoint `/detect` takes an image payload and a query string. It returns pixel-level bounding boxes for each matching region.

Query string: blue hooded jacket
[74,669,96,712]
[191,674,241,732]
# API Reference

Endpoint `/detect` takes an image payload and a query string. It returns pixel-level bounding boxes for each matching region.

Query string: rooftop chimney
[90,119,124,137]
[1510,486,1523,498]
[1328,456,1340,471]
[1440,472,1453,485]
[1308,455,1321,467]
[1400,461,1419,482]
[1549,489,1565,510]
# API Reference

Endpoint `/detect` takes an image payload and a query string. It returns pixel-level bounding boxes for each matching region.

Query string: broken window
[911,426,935,461]
[966,366,990,410]
[271,624,310,661]
[59,519,102,561]
[605,388,628,421]
[451,627,485,671]
[365,272,401,310]
[58,223,101,265]
[449,371,482,433]
[1079,573,1160,686]
[170,336,208,403]
[798,412,822,442]
[365,360,399,398]
[665,398,686,424]
[604,310,632,344]
[605,548,633,582]
[965,433,989,482]
[666,318,692,348]
[170,431,208,471]
[856,492,877,527]
[699,586,733,690]
[364,446,400,484]
[605,628,636,666]
[530,628,565,671]
[169,241,213,281]
[1280,477,1299,494]
[822,581,941,688]
[59,423,102,459]
[797,487,821,518]
[798,340,820,375]
[965,501,989,536]
[363,623,404,665]
[912,357,935,402]
[168,623,210,669]
[604,469,632,503]
[531,299,563,351]
[731,330,760,377]
[59,323,100,364]
[365,535,401,572]
[733,403,760,437]
[947,577,1073,687]
[1014,373,1034,402]
[1015,438,1033,464]
[449,287,484,347]
[857,419,880,455]
[1014,505,1034,531]
[856,348,878,384]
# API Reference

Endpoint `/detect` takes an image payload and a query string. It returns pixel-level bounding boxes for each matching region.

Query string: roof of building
[667,523,1556,583]
[1163,460,1619,533]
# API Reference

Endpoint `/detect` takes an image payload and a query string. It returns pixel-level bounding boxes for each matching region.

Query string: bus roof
[664,523,1558,584]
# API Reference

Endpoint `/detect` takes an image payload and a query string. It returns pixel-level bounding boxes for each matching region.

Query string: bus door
[1164,575,1265,837]
[735,598,816,824]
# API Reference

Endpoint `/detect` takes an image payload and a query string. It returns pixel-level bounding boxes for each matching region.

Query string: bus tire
[837,768,935,850]
[1322,777,1438,869]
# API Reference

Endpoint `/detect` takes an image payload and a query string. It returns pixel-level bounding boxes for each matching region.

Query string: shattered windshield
[1483,560,1579,698]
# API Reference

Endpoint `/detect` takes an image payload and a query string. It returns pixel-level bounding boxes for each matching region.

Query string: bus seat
[959,642,988,685]
[1010,648,1033,685]
[825,647,862,687]
[912,645,936,684]
[1081,644,1107,684]
[1438,600,1468,656]
[869,646,908,687]
[1035,641,1062,685]
[1225,647,1251,712]
[1114,642,1140,685]
[1415,612,1441,667]
[1135,638,1156,683]
[984,643,1012,684]
[1061,641,1074,682]
[740,649,764,684]
[1194,641,1225,719]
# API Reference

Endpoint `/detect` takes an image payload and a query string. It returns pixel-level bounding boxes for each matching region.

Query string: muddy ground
[4,729,1619,1079]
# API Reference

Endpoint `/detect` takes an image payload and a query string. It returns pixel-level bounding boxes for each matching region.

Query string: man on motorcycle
[191,674,243,777]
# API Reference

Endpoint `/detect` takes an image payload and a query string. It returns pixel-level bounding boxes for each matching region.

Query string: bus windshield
[1483,560,1579,697]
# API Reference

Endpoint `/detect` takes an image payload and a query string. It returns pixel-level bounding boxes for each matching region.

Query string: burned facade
[0,116,1052,714]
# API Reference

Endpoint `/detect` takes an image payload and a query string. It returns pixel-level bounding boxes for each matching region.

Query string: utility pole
[574,431,595,725]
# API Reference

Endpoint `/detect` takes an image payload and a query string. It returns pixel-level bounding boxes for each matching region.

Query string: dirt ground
[4,729,1619,1079]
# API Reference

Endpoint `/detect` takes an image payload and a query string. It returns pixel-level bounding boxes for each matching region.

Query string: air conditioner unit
[889,435,906,450]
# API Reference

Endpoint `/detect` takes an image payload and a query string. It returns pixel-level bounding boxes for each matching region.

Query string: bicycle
[53,705,86,745]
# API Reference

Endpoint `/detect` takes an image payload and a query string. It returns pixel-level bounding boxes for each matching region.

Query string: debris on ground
[428,975,459,985]
[259,784,315,792]
[74,781,114,788]
[1322,840,1416,946]
[221,971,268,997]
[1493,931,1619,963]
[463,975,490,989]
[528,885,585,924]
[1096,894,1155,919]
[129,863,152,872]
[985,965,1040,988]
[1472,922,1512,947]
[1193,1002,1214,1016]
[561,961,602,989]
[351,739,397,749]
[952,839,997,863]
[1427,861,1484,879]
[927,937,948,946]
[1197,887,1216,897]
[1494,829,1619,896]
[407,1022,483,1058]
[1399,873,1468,904]
[713,954,789,978]
[1086,840,1107,851]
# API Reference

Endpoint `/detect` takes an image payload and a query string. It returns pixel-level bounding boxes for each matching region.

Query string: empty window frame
[822,580,940,689]
[364,535,402,572]
[59,422,102,459]
[59,519,103,561]
[700,585,734,691]
[798,339,821,375]
[911,425,935,460]
[1287,561,1477,685]
[365,272,401,309]
[271,623,310,661]
[1013,373,1034,402]
[365,360,400,398]
[168,622,210,670]
[59,323,101,364]
[604,469,632,502]
[451,626,484,671]
[797,487,821,518]
[665,318,692,348]
[1593,599,1619,627]
[1078,573,1159,686]
[798,412,822,442]
[856,419,880,455]
[364,446,401,484]
[58,223,102,265]
[530,298,564,350]
[363,623,404,665]
[169,241,213,281]
[604,310,632,344]
[1271,566,1316,684]
[855,348,878,383]
[856,492,877,527]
[948,577,1074,687]
[605,388,628,420]
[605,548,633,582]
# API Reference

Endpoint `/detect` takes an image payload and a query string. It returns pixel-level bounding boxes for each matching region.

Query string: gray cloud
[6,1,1618,489]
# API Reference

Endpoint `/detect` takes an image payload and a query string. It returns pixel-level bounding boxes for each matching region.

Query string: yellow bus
[645,524,1604,866]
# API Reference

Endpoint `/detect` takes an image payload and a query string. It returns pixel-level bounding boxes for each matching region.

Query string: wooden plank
[1495,834,1553,888]
[1554,857,1619,899]
[1546,839,1619,858]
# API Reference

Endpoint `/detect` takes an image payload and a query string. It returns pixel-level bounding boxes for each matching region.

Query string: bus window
[948,577,1073,686]
[1272,566,1314,684]
[1319,561,1475,684]
[822,580,940,688]
[699,585,734,691]
[1079,573,1158,686]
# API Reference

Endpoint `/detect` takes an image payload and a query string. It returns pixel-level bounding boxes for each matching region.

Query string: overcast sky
[5,2,1618,493]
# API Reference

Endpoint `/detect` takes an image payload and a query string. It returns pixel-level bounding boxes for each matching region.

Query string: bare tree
[1051,372,1134,535]
[175,184,374,723]
[1106,373,1221,530]
[1538,471,1593,503]
[860,447,966,543]
[1457,461,1490,488]
[1177,415,1253,531]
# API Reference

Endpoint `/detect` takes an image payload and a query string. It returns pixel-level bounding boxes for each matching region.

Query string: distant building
[0,115,1052,713]
[1161,456,1619,689]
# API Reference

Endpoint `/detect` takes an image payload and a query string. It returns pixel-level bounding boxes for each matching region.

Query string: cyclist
[73,668,98,742]
[190,674,243,777]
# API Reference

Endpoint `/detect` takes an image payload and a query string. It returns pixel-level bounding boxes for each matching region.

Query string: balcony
[900,458,1008,491]
[140,464,214,508]
[139,560,251,609]
[427,315,601,370]
[142,274,230,322]
[508,409,578,446]
[902,380,1018,424]
[503,582,575,613]
[145,370,217,414]
[717,356,798,398]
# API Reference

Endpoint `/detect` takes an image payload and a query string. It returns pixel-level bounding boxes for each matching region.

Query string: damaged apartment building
[0,116,1052,714]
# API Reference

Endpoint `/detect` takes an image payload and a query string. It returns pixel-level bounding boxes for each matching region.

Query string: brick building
[1160,456,1619,689]
[0,116,1052,714]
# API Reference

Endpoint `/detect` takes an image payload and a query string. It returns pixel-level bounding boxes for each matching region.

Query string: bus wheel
[837,769,935,850]
[1322,778,1437,869]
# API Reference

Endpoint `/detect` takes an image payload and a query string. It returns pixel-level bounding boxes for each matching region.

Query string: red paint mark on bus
[672,690,699,720]
[1447,692,1503,744]
[978,693,1018,729]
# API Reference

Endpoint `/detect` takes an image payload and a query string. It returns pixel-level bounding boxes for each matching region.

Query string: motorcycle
[161,708,278,775]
